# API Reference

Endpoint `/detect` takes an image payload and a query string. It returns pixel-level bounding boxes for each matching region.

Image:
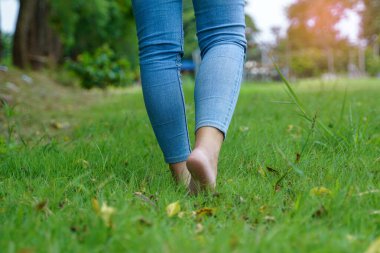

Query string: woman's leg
[187,0,247,192]
[132,0,191,185]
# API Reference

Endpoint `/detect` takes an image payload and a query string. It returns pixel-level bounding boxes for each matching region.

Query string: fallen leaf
[195,223,204,234]
[295,153,301,163]
[239,126,249,132]
[264,216,276,223]
[35,200,48,211]
[58,198,69,209]
[274,172,289,192]
[70,225,87,234]
[258,167,266,177]
[77,159,89,169]
[134,192,157,207]
[34,199,52,216]
[212,192,221,198]
[312,205,327,218]
[70,226,79,233]
[310,187,332,196]
[100,202,116,227]
[259,205,268,214]
[166,201,181,217]
[195,208,216,219]
[136,217,152,227]
[365,237,380,253]
[178,211,186,218]
[92,198,100,214]
[50,121,71,130]
[266,166,279,174]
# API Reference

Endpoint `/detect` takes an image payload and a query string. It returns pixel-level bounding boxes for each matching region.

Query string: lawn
[0,74,379,253]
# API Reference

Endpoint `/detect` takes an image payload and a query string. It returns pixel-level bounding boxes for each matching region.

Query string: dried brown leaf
[295,153,301,163]
[312,205,327,218]
[134,192,157,207]
[195,208,216,219]
[266,166,279,174]
[136,217,153,227]
[35,200,48,211]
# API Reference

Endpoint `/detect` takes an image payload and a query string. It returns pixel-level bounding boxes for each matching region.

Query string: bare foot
[187,148,217,193]
[186,127,223,194]
[169,162,191,187]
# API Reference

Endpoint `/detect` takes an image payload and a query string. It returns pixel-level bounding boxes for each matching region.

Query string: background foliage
[2,0,380,84]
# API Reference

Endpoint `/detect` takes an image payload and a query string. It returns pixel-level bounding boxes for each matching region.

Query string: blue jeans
[132,0,247,164]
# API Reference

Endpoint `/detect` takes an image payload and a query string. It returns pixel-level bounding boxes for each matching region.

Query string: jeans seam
[176,15,191,155]
[222,51,244,128]
[175,69,192,156]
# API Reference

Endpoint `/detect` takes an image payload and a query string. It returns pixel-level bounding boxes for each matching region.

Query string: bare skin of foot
[186,127,224,194]
[169,161,191,186]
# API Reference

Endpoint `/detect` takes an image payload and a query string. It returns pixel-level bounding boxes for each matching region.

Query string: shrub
[366,51,380,77]
[67,45,133,89]
[290,48,326,78]
[0,33,13,66]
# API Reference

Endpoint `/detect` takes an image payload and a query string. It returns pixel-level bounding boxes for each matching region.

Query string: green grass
[1,77,379,253]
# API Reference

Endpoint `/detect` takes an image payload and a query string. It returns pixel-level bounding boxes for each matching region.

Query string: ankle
[169,162,190,185]
[193,146,219,166]
[194,127,224,156]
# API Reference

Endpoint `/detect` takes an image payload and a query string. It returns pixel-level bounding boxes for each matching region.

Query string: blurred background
[0,0,379,90]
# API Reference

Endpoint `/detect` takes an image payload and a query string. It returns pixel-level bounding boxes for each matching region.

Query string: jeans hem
[195,121,228,139]
[165,153,191,164]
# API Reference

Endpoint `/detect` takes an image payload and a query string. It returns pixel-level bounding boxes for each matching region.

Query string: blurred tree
[286,0,356,76]
[182,4,259,60]
[360,0,380,74]
[50,0,138,68]
[12,0,138,70]
[245,14,260,64]
[360,0,380,42]
[287,0,356,49]
[13,0,62,69]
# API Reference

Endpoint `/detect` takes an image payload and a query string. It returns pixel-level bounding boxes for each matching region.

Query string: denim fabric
[132,0,247,164]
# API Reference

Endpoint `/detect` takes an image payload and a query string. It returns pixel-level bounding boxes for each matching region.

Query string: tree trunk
[12,0,62,69]
[13,0,36,68]
[327,47,335,74]
[358,45,366,75]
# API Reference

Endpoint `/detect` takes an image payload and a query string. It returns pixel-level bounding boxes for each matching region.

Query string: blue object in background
[181,59,195,72]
